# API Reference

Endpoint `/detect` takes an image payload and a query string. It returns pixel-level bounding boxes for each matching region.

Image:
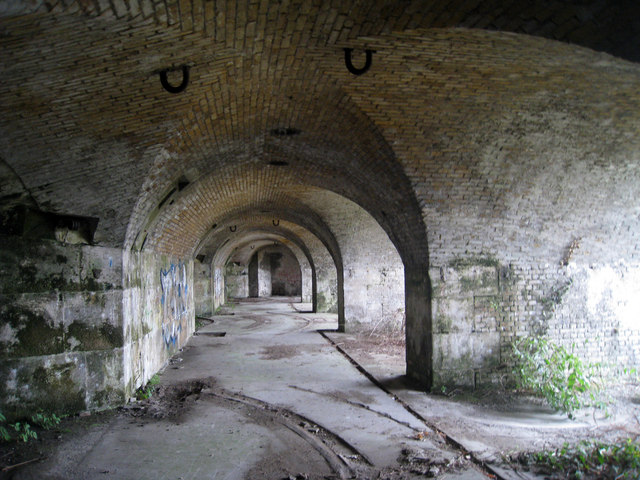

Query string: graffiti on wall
[160,262,188,348]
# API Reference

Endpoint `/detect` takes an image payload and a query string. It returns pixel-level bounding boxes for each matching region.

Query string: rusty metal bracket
[159,65,190,93]
[344,48,375,75]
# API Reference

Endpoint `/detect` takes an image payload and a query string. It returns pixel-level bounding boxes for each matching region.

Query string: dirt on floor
[1,378,479,480]
[3,324,640,480]
[326,329,640,479]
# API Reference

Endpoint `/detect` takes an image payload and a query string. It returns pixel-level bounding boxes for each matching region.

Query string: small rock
[79,411,91,417]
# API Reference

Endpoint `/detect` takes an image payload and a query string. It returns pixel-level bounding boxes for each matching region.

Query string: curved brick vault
[1,1,640,416]
[206,222,335,314]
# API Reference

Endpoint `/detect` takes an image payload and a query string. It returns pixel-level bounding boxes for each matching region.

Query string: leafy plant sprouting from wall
[136,374,161,400]
[511,336,605,419]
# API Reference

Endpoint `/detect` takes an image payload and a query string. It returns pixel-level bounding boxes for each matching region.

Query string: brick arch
[205,225,334,313]
[188,208,346,324]
[126,72,427,267]
[164,182,409,347]
[244,243,304,299]
[216,234,313,305]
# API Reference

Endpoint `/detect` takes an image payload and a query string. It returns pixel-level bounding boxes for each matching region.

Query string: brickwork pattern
[2,2,640,390]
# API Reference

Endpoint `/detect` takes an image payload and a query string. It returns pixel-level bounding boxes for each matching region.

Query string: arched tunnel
[1,3,640,472]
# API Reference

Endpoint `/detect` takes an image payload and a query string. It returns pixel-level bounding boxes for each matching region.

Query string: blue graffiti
[160,261,189,348]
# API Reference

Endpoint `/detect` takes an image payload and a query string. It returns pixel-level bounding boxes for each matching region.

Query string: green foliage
[135,374,161,400]
[518,439,640,479]
[31,411,62,430]
[1,409,64,443]
[0,411,37,443]
[12,422,37,443]
[0,412,11,442]
[512,336,604,418]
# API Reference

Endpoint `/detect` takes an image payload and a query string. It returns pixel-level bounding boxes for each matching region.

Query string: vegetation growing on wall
[511,336,605,418]
[135,374,160,400]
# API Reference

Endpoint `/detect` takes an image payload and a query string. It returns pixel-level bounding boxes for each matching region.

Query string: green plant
[0,412,11,442]
[136,374,161,400]
[512,336,604,418]
[516,439,640,479]
[12,422,37,443]
[1,411,38,443]
[31,411,61,430]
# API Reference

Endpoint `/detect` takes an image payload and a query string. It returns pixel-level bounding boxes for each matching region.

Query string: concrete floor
[12,298,639,479]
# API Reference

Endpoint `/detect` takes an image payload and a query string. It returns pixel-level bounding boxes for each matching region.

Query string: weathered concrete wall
[261,246,301,297]
[270,250,301,297]
[428,254,640,390]
[300,191,405,334]
[430,260,502,388]
[248,254,258,298]
[301,263,312,303]
[194,259,214,317]
[548,263,640,368]
[257,251,271,297]
[0,235,125,419]
[245,246,303,298]
[225,262,249,298]
[213,266,225,310]
[300,236,338,314]
[122,251,194,398]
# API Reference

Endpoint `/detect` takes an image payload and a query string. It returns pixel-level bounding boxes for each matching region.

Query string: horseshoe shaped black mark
[229,225,237,232]
[344,48,374,76]
[272,219,280,226]
[159,65,190,93]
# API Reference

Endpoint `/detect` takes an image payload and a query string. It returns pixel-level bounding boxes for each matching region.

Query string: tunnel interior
[1,1,640,420]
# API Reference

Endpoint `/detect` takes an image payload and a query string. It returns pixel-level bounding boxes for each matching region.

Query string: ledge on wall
[0,205,99,245]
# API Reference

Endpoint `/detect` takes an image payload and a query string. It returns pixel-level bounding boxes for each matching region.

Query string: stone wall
[225,262,249,299]
[257,250,272,297]
[0,235,125,419]
[261,246,301,297]
[122,251,194,397]
[429,255,640,389]
[213,266,225,309]
[194,259,213,317]
[430,259,503,387]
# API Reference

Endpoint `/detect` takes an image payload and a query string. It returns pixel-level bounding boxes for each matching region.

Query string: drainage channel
[317,329,511,480]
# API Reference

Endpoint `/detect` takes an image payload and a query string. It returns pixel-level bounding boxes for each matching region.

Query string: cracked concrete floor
[8,298,639,479]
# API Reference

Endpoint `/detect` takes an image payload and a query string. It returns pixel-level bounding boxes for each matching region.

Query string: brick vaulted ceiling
[1,1,639,266]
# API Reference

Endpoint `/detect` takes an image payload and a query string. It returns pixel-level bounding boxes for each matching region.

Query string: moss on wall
[0,236,126,417]
[316,292,338,313]
[67,322,123,350]
[1,304,66,358]
[18,363,87,417]
[448,256,499,269]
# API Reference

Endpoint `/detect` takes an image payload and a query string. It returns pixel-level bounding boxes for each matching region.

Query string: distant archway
[246,244,302,299]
